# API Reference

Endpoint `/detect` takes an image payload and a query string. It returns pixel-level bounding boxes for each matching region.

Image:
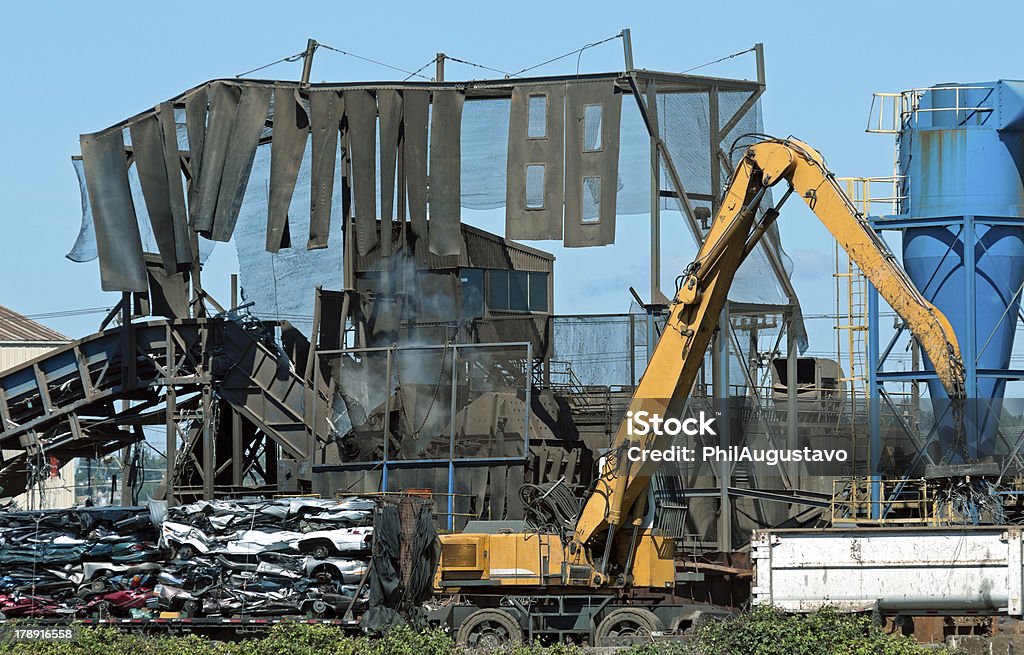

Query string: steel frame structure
[312,341,532,530]
[867,213,1024,516]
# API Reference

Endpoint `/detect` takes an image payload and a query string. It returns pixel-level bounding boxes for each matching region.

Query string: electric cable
[318,43,432,81]
[236,49,308,78]
[509,32,623,78]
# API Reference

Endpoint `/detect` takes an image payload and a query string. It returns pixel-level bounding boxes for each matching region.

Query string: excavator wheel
[456,608,523,649]
[594,607,665,646]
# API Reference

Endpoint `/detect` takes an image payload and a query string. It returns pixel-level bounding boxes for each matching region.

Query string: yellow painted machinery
[434,137,965,647]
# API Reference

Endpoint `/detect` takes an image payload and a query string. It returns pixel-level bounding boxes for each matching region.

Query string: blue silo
[899,81,1024,463]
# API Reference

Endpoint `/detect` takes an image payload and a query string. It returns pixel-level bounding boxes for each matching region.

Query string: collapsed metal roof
[67,66,806,346]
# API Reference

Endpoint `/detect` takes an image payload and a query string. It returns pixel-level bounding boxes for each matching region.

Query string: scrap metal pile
[0,496,436,621]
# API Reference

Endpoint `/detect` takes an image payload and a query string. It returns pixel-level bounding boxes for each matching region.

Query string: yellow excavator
[434,137,966,647]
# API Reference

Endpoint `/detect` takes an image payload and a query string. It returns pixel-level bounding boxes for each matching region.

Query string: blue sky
[1,0,1022,359]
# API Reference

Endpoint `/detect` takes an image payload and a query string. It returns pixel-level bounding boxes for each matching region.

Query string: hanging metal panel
[505,84,565,240]
[184,87,208,222]
[345,89,379,256]
[191,81,240,235]
[403,90,430,241]
[429,90,465,256]
[157,102,192,267]
[210,85,271,241]
[308,90,344,250]
[79,130,147,292]
[378,90,404,257]
[564,81,621,247]
[267,85,309,252]
[130,114,182,274]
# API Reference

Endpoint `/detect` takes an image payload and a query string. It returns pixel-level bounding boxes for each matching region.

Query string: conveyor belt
[0,317,329,498]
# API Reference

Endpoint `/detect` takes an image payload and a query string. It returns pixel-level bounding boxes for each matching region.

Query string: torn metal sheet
[309,90,344,250]
[129,115,181,274]
[564,81,622,247]
[505,84,565,240]
[211,85,271,241]
[157,102,192,267]
[268,85,309,252]
[377,90,403,257]
[428,90,465,257]
[145,256,190,318]
[129,103,192,274]
[184,87,208,219]
[80,130,147,291]
[191,81,239,235]
[403,90,429,241]
[344,89,378,256]
[67,158,97,262]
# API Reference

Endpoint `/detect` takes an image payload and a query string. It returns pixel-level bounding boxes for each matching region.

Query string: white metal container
[752,527,1024,615]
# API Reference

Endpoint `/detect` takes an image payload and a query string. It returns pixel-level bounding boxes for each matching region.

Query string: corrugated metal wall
[0,344,62,373]
[0,343,77,509]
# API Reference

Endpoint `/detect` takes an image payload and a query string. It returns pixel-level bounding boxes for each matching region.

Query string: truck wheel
[595,608,664,646]
[456,609,523,649]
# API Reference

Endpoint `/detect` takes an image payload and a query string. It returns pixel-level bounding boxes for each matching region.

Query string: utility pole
[435,53,445,82]
[300,38,318,87]
[621,28,634,71]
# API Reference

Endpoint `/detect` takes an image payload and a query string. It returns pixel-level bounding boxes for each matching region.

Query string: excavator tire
[456,608,523,648]
[594,607,665,646]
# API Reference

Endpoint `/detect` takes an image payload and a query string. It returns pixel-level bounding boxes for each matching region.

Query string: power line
[442,55,512,78]
[509,32,623,78]
[403,58,437,82]
[681,46,756,74]
[318,43,432,80]
[236,48,307,78]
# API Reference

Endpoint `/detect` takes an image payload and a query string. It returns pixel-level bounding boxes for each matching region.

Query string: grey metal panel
[211,85,271,242]
[157,102,192,268]
[191,81,239,235]
[403,90,429,241]
[80,130,147,292]
[429,90,465,256]
[488,467,507,519]
[267,85,309,252]
[129,114,181,274]
[505,84,565,240]
[564,81,622,247]
[308,90,344,250]
[344,89,378,257]
[377,90,403,258]
[145,259,190,318]
[184,87,207,222]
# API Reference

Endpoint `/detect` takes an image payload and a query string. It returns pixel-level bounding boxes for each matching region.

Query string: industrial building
[0,306,75,509]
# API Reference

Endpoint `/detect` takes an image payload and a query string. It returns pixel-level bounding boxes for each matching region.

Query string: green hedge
[0,608,952,655]
[631,606,952,655]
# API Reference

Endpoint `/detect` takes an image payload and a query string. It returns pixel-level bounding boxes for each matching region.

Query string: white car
[293,527,373,558]
[304,556,369,584]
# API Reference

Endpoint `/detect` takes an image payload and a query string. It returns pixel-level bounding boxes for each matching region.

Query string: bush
[626,606,951,655]
[0,611,954,655]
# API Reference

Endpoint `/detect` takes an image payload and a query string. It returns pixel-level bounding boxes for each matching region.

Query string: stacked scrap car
[0,497,375,619]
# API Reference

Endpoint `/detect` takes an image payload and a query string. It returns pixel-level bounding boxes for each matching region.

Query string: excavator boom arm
[572,137,964,550]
